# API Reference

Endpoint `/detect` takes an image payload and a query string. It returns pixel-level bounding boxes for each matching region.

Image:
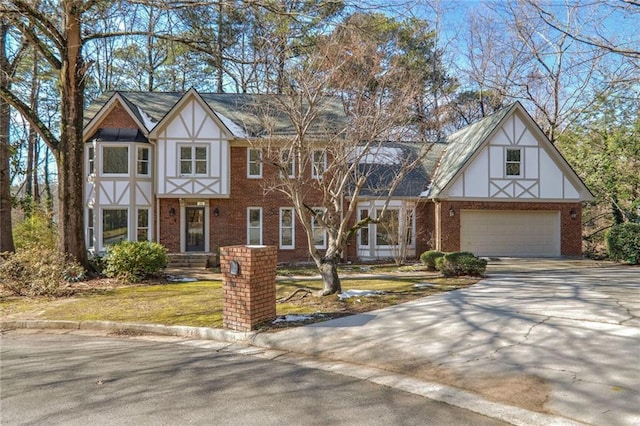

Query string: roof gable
[148,88,234,139]
[83,93,148,142]
[428,102,593,201]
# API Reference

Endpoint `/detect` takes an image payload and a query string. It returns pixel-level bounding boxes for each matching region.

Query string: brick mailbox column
[220,245,278,331]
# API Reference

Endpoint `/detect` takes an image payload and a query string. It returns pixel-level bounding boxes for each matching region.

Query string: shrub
[420,250,444,271]
[104,241,168,283]
[606,223,640,265]
[435,251,487,277]
[0,246,84,296]
[13,211,57,250]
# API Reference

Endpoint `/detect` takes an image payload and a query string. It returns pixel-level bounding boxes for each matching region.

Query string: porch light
[449,207,455,217]
[214,207,220,217]
[169,207,176,217]
[570,209,577,219]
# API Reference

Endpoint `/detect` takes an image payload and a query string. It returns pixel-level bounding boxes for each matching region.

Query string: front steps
[167,253,217,269]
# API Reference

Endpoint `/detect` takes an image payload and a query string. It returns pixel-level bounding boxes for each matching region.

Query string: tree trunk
[56,1,88,268]
[0,98,15,254]
[0,21,15,254]
[318,256,341,296]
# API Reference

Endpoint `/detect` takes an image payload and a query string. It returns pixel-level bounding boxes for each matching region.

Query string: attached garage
[460,210,561,257]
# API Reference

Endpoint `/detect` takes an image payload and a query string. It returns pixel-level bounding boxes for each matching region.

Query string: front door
[185,207,205,251]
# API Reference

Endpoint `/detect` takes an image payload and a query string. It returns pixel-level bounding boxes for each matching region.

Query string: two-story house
[83,89,592,263]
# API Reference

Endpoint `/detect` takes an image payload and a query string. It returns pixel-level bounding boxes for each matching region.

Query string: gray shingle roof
[85,91,347,138]
[427,103,517,198]
[356,142,446,198]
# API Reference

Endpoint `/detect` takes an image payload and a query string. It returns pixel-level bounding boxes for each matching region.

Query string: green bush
[13,211,57,250]
[606,223,640,264]
[435,251,487,277]
[0,246,84,296]
[420,250,444,271]
[104,241,168,283]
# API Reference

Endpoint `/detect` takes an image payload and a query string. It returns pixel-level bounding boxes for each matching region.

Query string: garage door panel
[460,210,560,257]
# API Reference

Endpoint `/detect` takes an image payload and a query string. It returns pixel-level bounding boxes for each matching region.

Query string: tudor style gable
[433,103,592,202]
[150,89,231,197]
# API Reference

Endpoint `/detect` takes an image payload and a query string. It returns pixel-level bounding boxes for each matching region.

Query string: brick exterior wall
[158,146,337,264]
[97,103,140,129]
[220,245,277,331]
[433,200,583,256]
[159,199,181,252]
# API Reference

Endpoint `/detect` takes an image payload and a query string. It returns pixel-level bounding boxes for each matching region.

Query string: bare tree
[258,13,434,295]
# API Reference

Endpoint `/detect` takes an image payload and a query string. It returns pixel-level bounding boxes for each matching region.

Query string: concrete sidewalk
[250,261,639,426]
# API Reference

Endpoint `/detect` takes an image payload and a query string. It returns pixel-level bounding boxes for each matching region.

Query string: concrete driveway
[254,260,640,426]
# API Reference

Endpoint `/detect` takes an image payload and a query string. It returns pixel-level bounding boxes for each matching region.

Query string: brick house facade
[83,90,592,262]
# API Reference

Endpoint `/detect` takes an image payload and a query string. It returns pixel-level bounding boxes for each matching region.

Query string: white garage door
[460,210,560,257]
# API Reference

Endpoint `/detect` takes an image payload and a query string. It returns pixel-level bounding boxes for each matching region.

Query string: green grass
[1,274,477,329]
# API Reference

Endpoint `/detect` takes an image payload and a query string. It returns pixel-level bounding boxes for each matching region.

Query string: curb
[1,319,255,343]
[1,319,586,426]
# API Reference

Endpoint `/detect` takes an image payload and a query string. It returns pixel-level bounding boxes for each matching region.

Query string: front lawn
[1,268,478,329]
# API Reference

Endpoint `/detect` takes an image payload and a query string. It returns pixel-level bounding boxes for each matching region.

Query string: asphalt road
[0,330,507,426]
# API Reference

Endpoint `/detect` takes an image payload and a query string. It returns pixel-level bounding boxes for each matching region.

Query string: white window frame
[247,207,263,245]
[136,146,150,177]
[280,149,295,178]
[87,145,95,175]
[179,145,208,176]
[101,145,129,176]
[137,208,150,241]
[279,207,295,249]
[311,150,327,179]
[87,208,94,248]
[311,207,327,249]
[247,148,263,178]
[358,208,370,248]
[505,147,522,177]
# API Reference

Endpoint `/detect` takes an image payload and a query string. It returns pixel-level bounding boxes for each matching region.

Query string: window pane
[88,146,95,174]
[137,229,148,241]
[506,149,520,161]
[249,228,261,245]
[103,209,128,246]
[137,147,149,175]
[180,146,192,160]
[195,160,207,174]
[249,209,261,226]
[506,163,520,176]
[195,147,206,160]
[376,209,399,246]
[282,209,292,226]
[360,209,369,246]
[103,147,128,174]
[281,228,292,246]
[181,160,192,174]
[312,150,325,177]
[137,209,148,228]
[248,149,262,176]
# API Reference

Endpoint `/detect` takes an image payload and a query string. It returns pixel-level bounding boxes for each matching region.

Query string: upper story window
[312,150,327,179]
[180,145,207,175]
[506,148,521,177]
[87,146,95,175]
[248,148,262,178]
[102,146,129,175]
[281,149,295,178]
[137,146,150,176]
